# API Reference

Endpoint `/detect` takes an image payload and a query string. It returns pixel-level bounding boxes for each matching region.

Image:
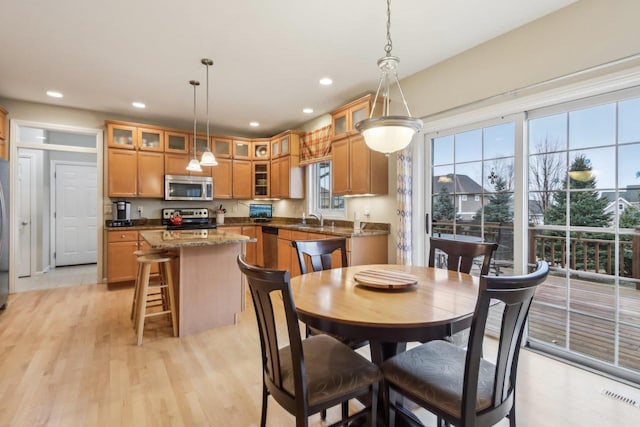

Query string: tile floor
[15,264,98,292]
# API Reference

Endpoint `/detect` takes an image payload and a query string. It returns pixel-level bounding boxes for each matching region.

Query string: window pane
[454,129,482,163]
[529,151,565,195]
[618,98,640,144]
[483,122,514,159]
[483,158,514,192]
[432,165,454,193]
[618,143,640,191]
[569,312,615,363]
[529,303,567,347]
[433,135,454,165]
[529,113,567,154]
[568,147,616,190]
[619,323,640,371]
[569,273,615,320]
[569,103,616,149]
[454,162,483,193]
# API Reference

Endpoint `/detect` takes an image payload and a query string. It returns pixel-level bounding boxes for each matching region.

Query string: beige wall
[401,0,640,120]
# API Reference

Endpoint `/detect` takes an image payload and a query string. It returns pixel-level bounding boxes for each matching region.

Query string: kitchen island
[140,229,254,336]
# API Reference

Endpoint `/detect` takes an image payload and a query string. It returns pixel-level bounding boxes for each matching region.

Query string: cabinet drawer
[290,231,308,241]
[108,230,139,242]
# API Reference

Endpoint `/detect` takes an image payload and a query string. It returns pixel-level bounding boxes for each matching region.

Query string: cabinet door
[191,134,209,155]
[277,237,291,272]
[349,100,370,132]
[349,136,371,195]
[107,240,138,282]
[212,158,233,199]
[252,140,270,160]
[137,127,164,151]
[242,226,257,265]
[271,138,280,158]
[107,123,137,149]
[331,137,350,195]
[108,148,137,197]
[233,139,251,159]
[332,108,349,139]
[279,156,291,199]
[165,131,189,153]
[232,160,252,199]
[212,136,232,158]
[270,157,281,198]
[252,161,269,198]
[164,153,190,176]
[137,151,165,197]
[280,135,290,156]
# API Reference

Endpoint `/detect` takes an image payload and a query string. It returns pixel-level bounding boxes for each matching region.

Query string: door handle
[21,221,29,226]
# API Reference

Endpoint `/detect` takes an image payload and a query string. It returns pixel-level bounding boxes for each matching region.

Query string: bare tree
[529,138,565,214]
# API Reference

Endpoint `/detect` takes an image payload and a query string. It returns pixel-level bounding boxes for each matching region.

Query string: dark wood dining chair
[382,261,549,427]
[429,237,499,338]
[292,238,368,346]
[237,255,381,427]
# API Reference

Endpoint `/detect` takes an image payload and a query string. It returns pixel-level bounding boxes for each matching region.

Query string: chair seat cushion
[279,335,381,406]
[308,325,368,350]
[382,340,495,418]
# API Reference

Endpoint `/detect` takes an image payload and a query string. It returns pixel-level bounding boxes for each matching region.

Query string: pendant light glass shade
[355,0,423,154]
[186,79,203,172]
[199,58,218,167]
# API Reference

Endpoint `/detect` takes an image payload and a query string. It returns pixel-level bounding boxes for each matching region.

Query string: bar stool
[130,248,168,323]
[134,251,178,345]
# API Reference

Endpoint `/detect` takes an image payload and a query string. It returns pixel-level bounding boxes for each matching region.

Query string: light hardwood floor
[0,283,638,427]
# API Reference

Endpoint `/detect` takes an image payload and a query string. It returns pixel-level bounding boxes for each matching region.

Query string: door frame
[17,152,38,277]
[9,119,103,293]
[50,160,98,269]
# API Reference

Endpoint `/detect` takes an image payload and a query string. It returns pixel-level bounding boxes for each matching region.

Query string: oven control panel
[162,208,209,220]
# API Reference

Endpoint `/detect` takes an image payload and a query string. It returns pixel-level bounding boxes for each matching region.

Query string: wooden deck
[495,266,640,373]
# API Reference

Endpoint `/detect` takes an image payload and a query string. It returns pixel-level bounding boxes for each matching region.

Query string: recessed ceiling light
[319,77,333,86]
[303,108,314,114]
[132,101,146,109]
[46,90,63,98]
[250,122,260,127]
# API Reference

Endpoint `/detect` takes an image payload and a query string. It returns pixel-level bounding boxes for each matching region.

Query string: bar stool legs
[133,252,178,345]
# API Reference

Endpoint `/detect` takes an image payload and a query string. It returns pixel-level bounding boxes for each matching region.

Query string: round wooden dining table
[290,264,480,364]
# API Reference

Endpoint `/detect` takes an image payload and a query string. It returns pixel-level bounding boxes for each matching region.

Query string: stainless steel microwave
[164,175,213,201]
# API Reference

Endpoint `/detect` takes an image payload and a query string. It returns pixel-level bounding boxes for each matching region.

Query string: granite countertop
[140,229,255,249]
[107,217,390,238]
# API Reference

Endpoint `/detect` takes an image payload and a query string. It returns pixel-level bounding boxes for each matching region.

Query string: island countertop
[140,229,255,249]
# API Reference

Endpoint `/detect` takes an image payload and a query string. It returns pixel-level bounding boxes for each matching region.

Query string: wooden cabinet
[165,130,189,153]
[212,136,232,159]
[233,138,251,159]
[137,151,164,197]
[107,122,164,151]
[190,133,209,155]
[252,139,270,160]
[242,226,258,265]
[212,158,233,199]
[107,148,137,197]
[0,105,7,160]
[232,159,252,199]
[270,130,301,159]
[252,161,270,198]
[277,228,388,278]
[271,155,304,199]
[330,95,374,139]
[107,230,139,284]
[332,134,387,196]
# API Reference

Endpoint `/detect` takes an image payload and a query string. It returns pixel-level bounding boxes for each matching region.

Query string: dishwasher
[261,226,279,268]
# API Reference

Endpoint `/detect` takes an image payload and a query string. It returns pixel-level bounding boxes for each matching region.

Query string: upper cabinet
[165,130,189,154]
[330,94,378,139]
[233,138,251,159]
[0,105,7,160]
[107,122,164,151]
[190,133,209,155]
[252,138,270,160]
[270,130,301,159]
[212,136,232,159]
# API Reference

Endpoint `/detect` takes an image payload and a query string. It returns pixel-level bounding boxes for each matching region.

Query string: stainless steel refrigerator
[0,158,8,310]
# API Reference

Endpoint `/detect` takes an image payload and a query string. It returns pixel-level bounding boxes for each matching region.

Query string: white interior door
[17,156,32,277]
[54,163,97,266]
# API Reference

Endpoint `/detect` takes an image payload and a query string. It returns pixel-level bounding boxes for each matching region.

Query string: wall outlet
[137,206,143,216]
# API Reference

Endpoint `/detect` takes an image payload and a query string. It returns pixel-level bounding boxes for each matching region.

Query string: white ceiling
[0,0,576,136]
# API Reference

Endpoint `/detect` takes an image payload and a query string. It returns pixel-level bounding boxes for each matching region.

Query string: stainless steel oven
[165,175,213,201]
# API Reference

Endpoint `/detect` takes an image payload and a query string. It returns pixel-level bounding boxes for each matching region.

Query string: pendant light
[186,80,203,172]
[199,58,218,166]
[354,0,423,154]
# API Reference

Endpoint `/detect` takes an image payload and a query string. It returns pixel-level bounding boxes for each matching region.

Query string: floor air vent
[601,388,640,408]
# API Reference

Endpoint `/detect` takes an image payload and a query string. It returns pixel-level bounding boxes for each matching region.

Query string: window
[308,161,344,217]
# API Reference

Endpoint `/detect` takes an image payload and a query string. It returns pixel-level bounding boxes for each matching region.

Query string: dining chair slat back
[382,261,549,427]
[237,255,381,427]
[428,237,499,276]
[292,238,348,275]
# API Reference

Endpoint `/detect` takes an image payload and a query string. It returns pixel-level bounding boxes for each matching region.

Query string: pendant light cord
[190,80,199,158]
[205,63,210,142]
[384,0,392,56]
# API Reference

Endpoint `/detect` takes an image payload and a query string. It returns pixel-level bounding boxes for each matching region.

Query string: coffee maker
[110,200,132,226]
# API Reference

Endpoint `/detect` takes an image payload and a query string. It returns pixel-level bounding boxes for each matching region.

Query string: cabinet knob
[121,234,126,238]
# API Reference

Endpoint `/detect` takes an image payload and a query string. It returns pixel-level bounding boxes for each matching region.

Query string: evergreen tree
[544,155,612,227]
[619,205,640,228]
[433,185,455,221]
[476,174,513,224]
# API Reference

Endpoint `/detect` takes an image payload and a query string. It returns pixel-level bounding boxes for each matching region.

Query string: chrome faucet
[308,213,323,227]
